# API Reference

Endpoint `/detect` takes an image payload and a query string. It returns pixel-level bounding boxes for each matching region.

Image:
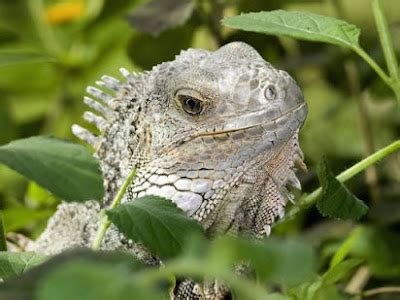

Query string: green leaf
[127,0,195,35]
[0,212,6,251]
[316,158,368,220]
[36,259,161,300]
[222,10,361,49]
[107,195,205,259]
[0,250,148,300]
[0,49,55,68]
[208,236,316,286]
[322,259,363,285]
[0,252,47,279]
[0,136,104,202]
[330,227,362,268]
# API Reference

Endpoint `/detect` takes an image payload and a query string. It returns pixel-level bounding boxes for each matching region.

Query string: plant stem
[91,169,136,250]
[362,286,400,297]
[283,140,400,221]
[351,46,392,87]
[344,62,380,203]
[372,0,399,82]
[0,211,7,251]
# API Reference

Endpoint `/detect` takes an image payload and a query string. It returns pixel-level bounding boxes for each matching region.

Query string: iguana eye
[179,95,203,114]
[176,89,205,115]
[264,85,277,100]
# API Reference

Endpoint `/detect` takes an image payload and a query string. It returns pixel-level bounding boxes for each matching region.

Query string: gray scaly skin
[31,42,307,298]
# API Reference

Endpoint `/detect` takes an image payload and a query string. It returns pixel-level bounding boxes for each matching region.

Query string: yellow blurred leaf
[45,1,85,25]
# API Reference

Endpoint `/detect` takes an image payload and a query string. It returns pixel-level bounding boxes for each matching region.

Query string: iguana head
[147,42,306,173]
[73,42,307,233]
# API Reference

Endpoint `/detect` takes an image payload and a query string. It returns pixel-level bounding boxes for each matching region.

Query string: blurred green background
[0,0,399,295]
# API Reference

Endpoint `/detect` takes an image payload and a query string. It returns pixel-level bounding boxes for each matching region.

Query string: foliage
[0,136,103,201]
[107,196,204,259]
[316,158,368,220]
[1,0,400,299]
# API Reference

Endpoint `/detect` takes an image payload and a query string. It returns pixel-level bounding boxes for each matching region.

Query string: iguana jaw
[194,102,307,139]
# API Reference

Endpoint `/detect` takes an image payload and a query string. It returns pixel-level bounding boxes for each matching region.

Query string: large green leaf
[36,259,161,300]
[0,252,47,279]
[223,10,361,49]
[107,196,205,259]
[0,250,148,300]
[0,136,104,202]
[316,159,368,220]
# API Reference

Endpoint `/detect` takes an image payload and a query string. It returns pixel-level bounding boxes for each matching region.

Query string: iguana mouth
[195,102,307,138]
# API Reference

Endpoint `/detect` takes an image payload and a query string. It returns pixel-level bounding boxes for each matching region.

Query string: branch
[362,286,400,297]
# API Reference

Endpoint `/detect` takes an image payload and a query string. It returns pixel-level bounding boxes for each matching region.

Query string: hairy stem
[372,0,399,82]
[91,169,136,250]
[284,140,400,221]
[332,0,380,203]
[344,62,380,203]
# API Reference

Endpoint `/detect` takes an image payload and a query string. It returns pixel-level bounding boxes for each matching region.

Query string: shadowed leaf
[316,158,368,220]
[107,195,205,259]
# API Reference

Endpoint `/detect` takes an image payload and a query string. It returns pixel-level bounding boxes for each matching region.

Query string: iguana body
[31,42,307,298]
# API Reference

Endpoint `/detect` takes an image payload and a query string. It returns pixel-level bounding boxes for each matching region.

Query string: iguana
[30,42,307,299]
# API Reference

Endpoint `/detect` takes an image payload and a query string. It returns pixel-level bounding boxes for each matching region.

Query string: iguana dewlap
[32,41,307,263]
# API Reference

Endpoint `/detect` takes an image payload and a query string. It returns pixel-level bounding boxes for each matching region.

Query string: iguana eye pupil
[264,85,277,100]
[181,96,203,115]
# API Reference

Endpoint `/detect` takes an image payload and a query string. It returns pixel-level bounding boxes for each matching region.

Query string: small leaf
[223,10,361,49]
[0,136,104,202]
[316,159,368,220]
[330,227,362,268]
[0,49,55,67]
[127,0,195,35]
[107,196,205,259]
[322,259,363,285]
[0,252,47,279]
